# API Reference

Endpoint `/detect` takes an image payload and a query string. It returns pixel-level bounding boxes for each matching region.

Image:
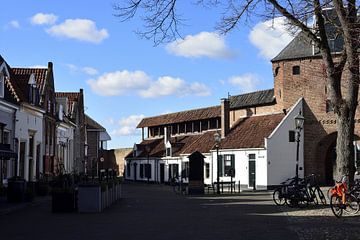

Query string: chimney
[48,62,53,70]
[221,98,230,138]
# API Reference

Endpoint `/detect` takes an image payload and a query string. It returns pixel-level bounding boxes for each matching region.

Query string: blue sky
[0,0,294,149]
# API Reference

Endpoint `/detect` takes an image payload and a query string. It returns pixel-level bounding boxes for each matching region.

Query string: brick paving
[1,183,360,240]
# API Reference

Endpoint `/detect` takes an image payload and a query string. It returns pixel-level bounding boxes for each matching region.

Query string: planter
[7,178,26,203]
[36,182,50,196]
[78,184,101,213]
[52,189,76,213]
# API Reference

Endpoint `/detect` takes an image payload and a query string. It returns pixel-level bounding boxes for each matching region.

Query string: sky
[0,0,294,149]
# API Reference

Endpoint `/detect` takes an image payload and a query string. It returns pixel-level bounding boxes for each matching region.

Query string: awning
[0,149,17,160]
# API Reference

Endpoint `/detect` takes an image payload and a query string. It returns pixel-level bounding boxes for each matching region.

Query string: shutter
[218,155,223,177]
[231,155,235,169]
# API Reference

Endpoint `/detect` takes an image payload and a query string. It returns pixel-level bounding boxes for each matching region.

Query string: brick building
[271,32,360,184]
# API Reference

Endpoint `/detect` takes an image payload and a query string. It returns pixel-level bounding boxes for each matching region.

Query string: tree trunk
[335,105,356,183]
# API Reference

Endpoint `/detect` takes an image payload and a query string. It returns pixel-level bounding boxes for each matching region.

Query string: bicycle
[329,176,359,218]
[306,174,327,205]
[272,177,298,206]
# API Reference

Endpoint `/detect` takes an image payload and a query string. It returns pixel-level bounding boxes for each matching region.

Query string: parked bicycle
[272,177,297,206]
[306,174,327,205]
[329,175,359,218]
[273,174,326,207]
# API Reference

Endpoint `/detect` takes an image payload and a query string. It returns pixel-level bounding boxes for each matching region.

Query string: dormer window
[28,74,38,105]
[165,141,172,157]
[166,147,171,157]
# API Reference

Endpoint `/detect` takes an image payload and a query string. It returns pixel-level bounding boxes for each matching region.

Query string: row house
[0,57,18,183]
[0,54,108,186]
[85,114,113,177]
[12,63,57,177]
[125,96,304,189]
[56,90,86,174]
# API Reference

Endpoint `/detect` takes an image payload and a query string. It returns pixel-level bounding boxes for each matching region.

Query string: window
[326,99,333,113]
[145,164,151,178]
[166,147,171,157]
[218,154,235,177]
[3,131,10,144]
[0,73,4,98]
[181,162,189,178]
[292,66,300,75]
[205,163,210,179]
[127,163,131,177]
[140,164,144,178]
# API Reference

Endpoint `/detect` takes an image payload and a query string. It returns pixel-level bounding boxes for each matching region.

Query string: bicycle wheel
[273,189,285,206]
[344,193,360,215]
[308,188,318,205]
[330,195,343,218]
[285,195,298,208]
[316,188,327,205]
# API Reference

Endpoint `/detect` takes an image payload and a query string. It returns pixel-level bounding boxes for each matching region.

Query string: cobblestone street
[2,183,360,240]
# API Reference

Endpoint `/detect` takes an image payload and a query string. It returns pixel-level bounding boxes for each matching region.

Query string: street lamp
[214,131,221,194]
[294,111,305,185]
[145,145,150,184]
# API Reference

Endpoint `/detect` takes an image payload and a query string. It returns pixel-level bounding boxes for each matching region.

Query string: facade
[12,63,57,176]
[271,31,360,184]
[0,56,18,184]
[56,90,86,173]
[9,70,45,181]
[125,97,304,189]
[85,114,112,176]
[55,95,76,174]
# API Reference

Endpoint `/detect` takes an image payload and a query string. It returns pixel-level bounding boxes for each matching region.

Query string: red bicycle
[329,176,359,218]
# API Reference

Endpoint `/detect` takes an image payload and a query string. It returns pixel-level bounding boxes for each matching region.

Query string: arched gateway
[316,132,360,185]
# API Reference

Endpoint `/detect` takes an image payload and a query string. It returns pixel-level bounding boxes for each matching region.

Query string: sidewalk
[0,195,50,216]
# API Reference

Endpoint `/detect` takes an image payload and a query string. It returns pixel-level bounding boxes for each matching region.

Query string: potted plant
[51,174,77,213]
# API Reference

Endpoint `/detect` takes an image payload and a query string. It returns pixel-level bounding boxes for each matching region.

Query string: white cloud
[66,64,98,76]
[82,67,98,76]
[111,114,145,136]
[228,74,260,93]
[9,20,20,28]
[31,13,58,25]
[46,19,109,44]
[249,17,294,59]
[87,70,151,96]
[88,70,211,98]
[166,32,235,59]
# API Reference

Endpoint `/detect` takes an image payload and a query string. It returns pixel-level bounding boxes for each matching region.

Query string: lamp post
[294,111,305,186]
[145,145,150,184]
[214,131,221,194]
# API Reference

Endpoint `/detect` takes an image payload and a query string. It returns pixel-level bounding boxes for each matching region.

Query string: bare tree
[115,0,360,182]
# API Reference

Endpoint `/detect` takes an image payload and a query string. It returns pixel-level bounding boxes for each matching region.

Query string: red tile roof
[137,106,221,128]
[220,113,285,149]
[127,114,285,159]
[56,92,81,117]
[12,68,48,93]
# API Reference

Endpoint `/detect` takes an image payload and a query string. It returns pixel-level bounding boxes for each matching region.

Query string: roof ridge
[230,88,274,98]
[141,105,220,121]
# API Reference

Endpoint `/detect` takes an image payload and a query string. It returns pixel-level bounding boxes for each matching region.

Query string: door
[248,154,256,189]
[160,164,165,183]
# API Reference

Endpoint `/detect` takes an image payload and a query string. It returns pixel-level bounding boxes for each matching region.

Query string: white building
[9,73,45,181]
[125,91,305,190]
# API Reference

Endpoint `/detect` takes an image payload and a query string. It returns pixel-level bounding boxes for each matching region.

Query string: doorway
[248,154,256,189]
[133,163,137,181]
[160,164,165,183]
